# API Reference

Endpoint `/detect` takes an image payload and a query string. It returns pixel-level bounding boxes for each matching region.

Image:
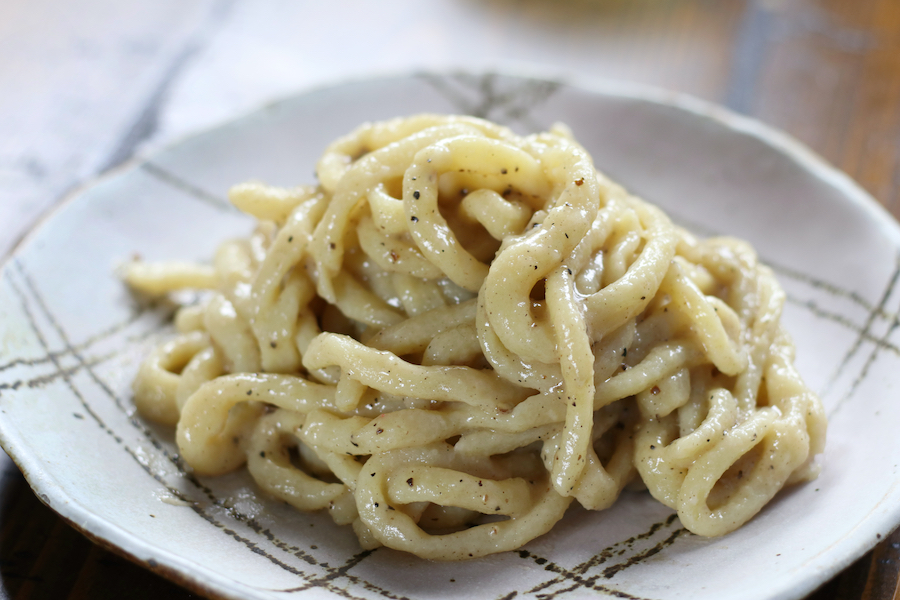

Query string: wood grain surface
[1,0,898,598]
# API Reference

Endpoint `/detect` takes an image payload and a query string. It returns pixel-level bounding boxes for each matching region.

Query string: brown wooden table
[2,0,899,598]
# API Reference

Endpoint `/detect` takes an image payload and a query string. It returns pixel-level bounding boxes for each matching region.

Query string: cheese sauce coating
[126,115,826,560]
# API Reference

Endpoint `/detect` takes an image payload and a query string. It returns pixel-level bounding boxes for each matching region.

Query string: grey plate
[1,71,898,600]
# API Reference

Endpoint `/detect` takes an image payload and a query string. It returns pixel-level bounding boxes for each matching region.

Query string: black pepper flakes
[410,216,418,222]
[413,190,420,199]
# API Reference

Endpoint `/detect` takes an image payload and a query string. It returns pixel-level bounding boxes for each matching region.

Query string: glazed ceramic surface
[1,72,898,600]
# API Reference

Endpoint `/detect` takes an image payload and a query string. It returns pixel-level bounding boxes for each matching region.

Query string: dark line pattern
[768,259,881,317]
[140,161,236,212]
[1,352,111,393]
[418,72,560,132]
[276,550,375,594]
[783,296,900,358]
[523,515,682,600]
[823,252,900,397]
[6,274,124,448]
[600,527,687,580]
[0,301,171,375]
[537,527,688,600]
[518,553,646,600]
[829,275,900,418]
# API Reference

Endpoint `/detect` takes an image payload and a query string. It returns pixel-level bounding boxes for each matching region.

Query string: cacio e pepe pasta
[125,115,826,560]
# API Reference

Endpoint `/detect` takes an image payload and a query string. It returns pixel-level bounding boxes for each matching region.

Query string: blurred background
[1,0,898,598]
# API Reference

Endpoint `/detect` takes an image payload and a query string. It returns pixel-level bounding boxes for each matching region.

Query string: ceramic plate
[1,72,898,600]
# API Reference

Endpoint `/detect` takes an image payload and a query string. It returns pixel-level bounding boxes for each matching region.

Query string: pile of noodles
[126,115,826,560]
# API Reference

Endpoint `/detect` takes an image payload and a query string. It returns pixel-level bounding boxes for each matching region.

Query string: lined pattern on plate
[1,71,899,600]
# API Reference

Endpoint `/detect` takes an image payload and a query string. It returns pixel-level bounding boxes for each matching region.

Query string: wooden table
[1,0,898,598]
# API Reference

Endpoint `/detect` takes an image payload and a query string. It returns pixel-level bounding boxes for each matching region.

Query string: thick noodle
[125,115,826,559]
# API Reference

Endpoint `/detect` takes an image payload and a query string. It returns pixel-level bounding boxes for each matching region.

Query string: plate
[1,71,899,600]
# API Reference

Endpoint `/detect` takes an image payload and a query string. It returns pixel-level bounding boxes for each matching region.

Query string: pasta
[126,115,826,560]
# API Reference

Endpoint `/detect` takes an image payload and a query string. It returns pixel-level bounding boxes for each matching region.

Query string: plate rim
[1,67,899,600]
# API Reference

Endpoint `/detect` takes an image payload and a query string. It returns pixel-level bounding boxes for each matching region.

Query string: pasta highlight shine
[126,115,826,560]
